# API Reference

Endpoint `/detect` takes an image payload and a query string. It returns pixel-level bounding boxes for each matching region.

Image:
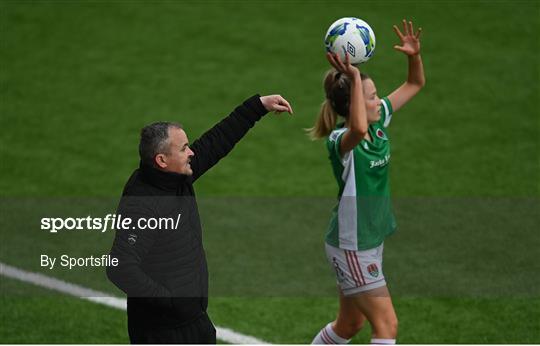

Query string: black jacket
[107,95,268,328]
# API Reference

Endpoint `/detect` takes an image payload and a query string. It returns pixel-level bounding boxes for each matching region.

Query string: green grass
[0,277,128,343]
[1,1,538,197]
[2,278,538,343]
[210,297,540,344]
[1,0,539,344]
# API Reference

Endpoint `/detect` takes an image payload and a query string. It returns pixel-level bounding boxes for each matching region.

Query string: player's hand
[393,19,422,56]
[326,51,360,80]
[260,95,293,115]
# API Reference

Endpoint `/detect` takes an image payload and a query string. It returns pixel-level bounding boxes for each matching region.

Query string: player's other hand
[326,52,360,80]
[393,19,422,56]
[260,95,294,115]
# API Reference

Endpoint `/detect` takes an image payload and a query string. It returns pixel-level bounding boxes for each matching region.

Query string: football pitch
[1,0,539,344]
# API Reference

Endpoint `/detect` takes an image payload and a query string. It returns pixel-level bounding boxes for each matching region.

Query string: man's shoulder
[122,169,155,196]
[117,170,153,212]
[118,169,191,216]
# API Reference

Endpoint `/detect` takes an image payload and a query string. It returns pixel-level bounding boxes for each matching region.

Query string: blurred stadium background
[1,0,539,343]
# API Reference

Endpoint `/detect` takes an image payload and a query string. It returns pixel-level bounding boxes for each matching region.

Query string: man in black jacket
[107,94,292,343]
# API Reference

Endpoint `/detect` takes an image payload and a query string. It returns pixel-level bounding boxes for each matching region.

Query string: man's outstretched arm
[190,94,292,182]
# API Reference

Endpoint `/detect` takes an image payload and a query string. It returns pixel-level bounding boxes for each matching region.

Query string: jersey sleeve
[379,97,394,128]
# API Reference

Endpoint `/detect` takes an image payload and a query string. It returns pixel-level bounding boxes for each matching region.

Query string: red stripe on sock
[322,328,336,344]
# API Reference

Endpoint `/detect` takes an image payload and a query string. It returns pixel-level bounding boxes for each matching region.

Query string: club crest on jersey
[376,128,388,140]
[367,263,379,277]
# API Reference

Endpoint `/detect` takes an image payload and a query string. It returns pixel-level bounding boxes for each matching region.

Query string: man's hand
[393,19,422,56]
[260,95,293,115]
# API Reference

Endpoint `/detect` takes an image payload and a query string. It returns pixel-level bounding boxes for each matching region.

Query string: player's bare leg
[350,285,398,342]
[332,288,367,339]
[311,288,366,344]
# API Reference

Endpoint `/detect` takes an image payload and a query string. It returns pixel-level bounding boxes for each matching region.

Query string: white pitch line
[0,262,270,344]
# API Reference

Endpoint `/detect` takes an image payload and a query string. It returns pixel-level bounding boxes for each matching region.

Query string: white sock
[312,322,351,344]
[371,338,396,344]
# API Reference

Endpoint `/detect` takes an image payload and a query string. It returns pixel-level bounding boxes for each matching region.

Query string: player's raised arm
[326,52,368,156]
[387,19,426,113]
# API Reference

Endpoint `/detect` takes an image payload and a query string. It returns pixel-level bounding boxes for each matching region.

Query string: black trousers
[128,313,216,344]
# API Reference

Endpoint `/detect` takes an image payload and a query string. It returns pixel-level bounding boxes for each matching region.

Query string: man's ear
[154,153,167,169]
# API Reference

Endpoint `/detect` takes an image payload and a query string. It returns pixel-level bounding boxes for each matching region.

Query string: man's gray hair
[139,122,183,166]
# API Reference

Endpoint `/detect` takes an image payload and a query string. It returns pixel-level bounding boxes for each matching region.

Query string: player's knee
[388,316,398,337]
[351,319,365,335]
[337,319,365,339]
[372,315,398,338]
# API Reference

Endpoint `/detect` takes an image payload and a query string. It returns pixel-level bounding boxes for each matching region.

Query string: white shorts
[325,242,387,296]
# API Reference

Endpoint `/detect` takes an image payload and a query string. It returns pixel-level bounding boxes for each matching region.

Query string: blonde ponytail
[306,68,371,140]
[306,99,338,140]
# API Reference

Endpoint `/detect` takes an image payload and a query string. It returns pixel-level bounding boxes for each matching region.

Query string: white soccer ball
[324,17,376,64]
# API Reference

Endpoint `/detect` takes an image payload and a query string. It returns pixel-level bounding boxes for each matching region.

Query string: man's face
[158,127,195,175]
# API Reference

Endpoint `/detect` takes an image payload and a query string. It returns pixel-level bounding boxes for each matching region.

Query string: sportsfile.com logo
[40,214,182,233]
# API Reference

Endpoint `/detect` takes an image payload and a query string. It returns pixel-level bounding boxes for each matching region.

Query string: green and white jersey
[325,97,397,251]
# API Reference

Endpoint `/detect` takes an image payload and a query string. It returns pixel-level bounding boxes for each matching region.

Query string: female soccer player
[310,20,425,344]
